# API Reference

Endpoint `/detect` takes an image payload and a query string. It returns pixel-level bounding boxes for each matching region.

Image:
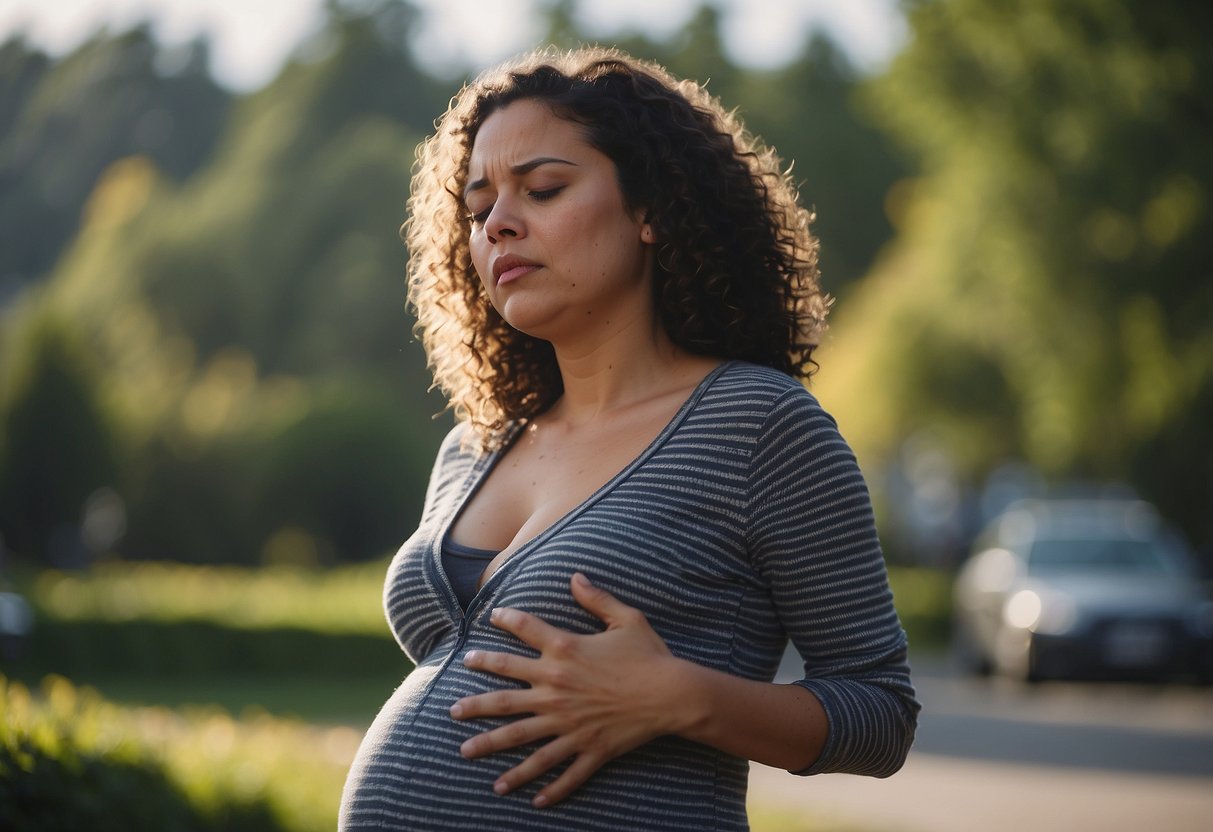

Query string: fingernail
[493,780,508,795]
[533,794,549,808]
[460,740,473,757]
[573,572,590,586]
[449,702,463,718]
[463,650,479,665]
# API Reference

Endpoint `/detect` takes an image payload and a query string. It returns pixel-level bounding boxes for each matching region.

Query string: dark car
[952,498,1213,682]
[0,589,32,661]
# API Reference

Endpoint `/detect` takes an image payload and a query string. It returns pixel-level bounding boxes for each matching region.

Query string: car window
[1026,537,1171,575]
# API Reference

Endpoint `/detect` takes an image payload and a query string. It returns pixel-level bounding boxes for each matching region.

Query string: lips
[492,254,541,286]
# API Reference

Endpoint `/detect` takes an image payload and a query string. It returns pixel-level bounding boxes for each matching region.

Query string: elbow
[871,697,918,778]
[872,726,915,778]
[793,680,919,777]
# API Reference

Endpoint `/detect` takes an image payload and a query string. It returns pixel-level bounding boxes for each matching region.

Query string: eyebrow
[463,157,577,199]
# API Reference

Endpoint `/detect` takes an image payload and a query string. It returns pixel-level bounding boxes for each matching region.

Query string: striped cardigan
[340,361,918,831]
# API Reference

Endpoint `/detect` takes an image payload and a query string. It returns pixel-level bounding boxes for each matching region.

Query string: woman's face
[464,98,654,346]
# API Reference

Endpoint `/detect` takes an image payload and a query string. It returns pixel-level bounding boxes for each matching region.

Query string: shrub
[0,676,293,831]
[0,675,357,832]
[887,565,953,648]
[250,383,434,564]
[0,313,122,566]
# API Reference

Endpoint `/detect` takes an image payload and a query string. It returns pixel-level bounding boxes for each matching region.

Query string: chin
[496,303,563,340]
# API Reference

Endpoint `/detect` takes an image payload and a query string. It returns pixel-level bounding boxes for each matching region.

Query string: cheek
[469,236,492,285]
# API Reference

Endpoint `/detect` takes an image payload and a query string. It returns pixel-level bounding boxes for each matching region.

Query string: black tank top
[440,538,498,610]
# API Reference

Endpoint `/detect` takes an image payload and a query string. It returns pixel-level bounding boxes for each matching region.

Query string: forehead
[468,99,590,172]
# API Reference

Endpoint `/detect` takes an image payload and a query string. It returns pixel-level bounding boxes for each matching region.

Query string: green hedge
[1,675,353,832]
[9,559,411,681]
[19,618,409,678]
[25,559,391,634]
[887,565,953,649]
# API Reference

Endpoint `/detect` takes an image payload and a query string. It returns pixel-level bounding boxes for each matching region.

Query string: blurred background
[0,1,1209,830]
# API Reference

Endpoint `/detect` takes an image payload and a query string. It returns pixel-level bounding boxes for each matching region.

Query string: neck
[546,315,707,426]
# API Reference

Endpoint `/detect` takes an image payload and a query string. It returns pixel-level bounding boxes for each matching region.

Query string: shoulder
[707,361,832,426]
[705,362,854,470]
[419,420,488,517]
[712,360,807,399]
[430,420,483,479]
[434,420,471,460]
[682,362,842,467]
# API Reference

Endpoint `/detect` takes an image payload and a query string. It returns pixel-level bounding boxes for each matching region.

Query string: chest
[449,417,661,557]
[384,399,775,665]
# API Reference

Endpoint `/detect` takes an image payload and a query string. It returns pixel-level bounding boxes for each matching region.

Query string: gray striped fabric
[339,361,919,831]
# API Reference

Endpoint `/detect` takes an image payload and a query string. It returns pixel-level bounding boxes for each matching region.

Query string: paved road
[748,650,1213,831]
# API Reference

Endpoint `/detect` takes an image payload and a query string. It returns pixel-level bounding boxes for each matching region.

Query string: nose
[485,199,523,244]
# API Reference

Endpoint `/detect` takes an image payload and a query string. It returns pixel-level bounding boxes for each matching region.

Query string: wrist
[653,656,712,738]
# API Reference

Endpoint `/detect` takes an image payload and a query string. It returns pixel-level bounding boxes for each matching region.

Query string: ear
[640,223,655,244]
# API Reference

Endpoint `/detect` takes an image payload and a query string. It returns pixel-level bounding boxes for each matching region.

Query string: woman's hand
[450,572,685,808]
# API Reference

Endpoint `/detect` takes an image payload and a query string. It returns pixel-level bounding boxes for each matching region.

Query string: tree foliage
[0,5,455,564]
[0,1,908,564]
[817,0,1212,550]
[0,27,230,296]
[0,312,121,565]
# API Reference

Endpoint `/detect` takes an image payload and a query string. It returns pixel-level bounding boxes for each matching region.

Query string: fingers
[533,751,604,808]
[491,737,602,810]
[449,684,531,721]
[570,572,643,628]
[460,647,540,682]
[488,576,642,641]
[457,714,555,760]
[488,606,568,650]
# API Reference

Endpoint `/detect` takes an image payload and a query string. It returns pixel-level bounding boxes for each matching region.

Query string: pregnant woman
[339,46,919,831]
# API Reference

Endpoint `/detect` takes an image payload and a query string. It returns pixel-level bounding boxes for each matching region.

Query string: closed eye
[466,186,565,226]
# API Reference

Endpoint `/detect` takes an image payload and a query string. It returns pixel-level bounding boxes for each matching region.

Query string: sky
[0,0,907,90]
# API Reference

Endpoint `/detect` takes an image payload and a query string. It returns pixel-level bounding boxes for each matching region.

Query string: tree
[816,0,1213,552]
[0,27,230,293]
[0,312,121,564]
[1,3,450,564]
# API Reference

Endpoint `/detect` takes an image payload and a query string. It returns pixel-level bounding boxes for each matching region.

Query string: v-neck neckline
[436,360,735,608]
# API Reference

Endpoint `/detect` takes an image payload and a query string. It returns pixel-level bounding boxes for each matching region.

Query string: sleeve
[746,387,920,777]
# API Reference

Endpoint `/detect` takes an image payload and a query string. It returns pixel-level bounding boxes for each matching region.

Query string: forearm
[663,656,828,772]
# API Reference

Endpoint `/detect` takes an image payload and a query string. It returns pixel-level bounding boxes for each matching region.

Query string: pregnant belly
[338,645,747,831]
[338,656,536,830]
[342,618,747,832]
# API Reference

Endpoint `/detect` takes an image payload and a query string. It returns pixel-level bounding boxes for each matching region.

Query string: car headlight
[1003,589,1078,635]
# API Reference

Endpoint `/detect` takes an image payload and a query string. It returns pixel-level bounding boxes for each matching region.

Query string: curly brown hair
[405,46,828,449]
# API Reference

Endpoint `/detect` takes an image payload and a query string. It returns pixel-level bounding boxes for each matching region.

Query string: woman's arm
[746,389,918,777]
[453,573,828,807]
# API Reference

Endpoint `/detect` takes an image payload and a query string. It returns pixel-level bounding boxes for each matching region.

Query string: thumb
[570,572,636,628]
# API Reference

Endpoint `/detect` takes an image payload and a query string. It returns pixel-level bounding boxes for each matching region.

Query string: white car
[952,498,1213,682]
